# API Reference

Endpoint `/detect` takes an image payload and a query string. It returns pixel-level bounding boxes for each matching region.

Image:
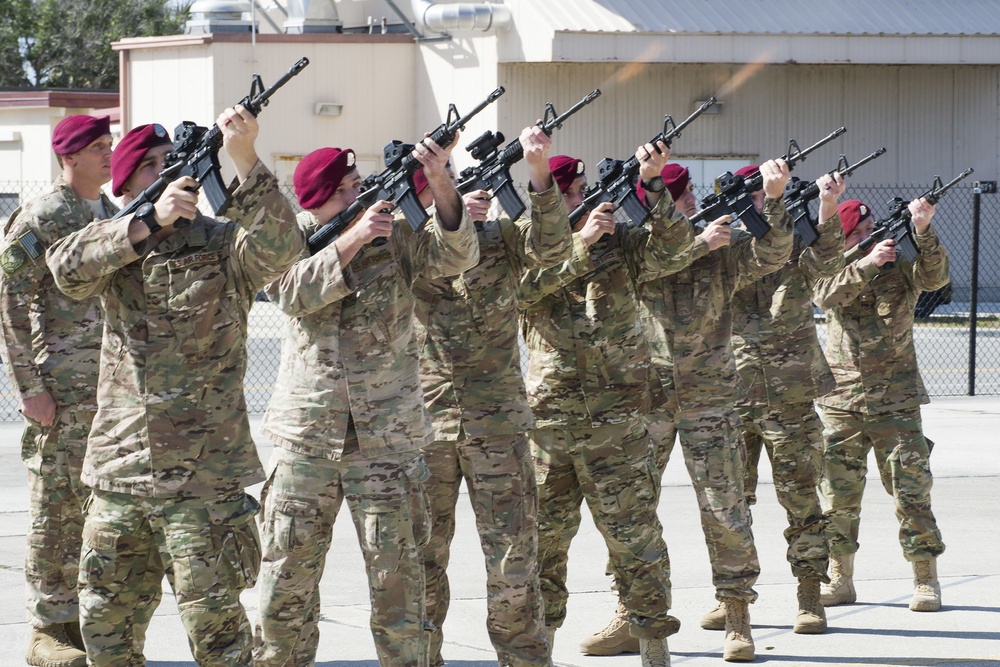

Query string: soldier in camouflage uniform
[414,125,571,667]
[729,166,847,635]
[520,143,697,667]
[812,198,947,612]
[626,160,793,663]
[46,107,303,666]
[0,114,116,667]
[255,136,478,667]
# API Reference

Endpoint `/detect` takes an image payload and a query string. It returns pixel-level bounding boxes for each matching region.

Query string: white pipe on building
[410,0,512,33]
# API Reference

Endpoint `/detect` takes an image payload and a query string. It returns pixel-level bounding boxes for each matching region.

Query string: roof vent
[285,0,343,34]
[185,0,257,34]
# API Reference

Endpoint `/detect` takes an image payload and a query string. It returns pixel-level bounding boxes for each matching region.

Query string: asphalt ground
[0,395,997,667]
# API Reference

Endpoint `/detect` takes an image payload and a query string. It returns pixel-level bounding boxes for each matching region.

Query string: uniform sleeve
[512,183,573,271]
[910,225,950,293]
[811,254,881,310]
[517,233,596,309]
[263,217,355,317]
[0,214,50,398]
[407,202,479,282]
[728,197,794,286]
[799,211,846,282]
[624,190,699,282]
[227,163,306,294]
[45,217,139,301]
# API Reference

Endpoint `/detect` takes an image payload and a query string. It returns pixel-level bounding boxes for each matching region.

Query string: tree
[0,0,189,89]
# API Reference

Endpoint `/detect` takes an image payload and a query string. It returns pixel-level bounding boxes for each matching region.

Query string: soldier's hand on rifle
[463,190,491,223]
[909,197,936,234]
[579,201,615,247]
[870,238,897,266]
[701,215,734,251]
[350,199,395,245]
[521,125,554,192]
[154,177,200,229]
[637,140,670,182]
[218,104,260,182]
[817,171,847,223]
[414,134,457,178]
[761,158,791,199]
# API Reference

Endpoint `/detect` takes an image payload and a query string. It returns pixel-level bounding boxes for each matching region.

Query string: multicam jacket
[262,206,478,459]
[46,164,302,498]
[812,225,949,415]
[518,192,697,429]
[731,211,845,407]
[413,186,572,442]
[0,177,118,408]
[638,197,794,412]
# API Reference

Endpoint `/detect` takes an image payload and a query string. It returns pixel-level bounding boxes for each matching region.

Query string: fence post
[968,180,995,395]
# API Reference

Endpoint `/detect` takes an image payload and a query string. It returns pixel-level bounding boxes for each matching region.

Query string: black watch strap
[136,202,161,234]
[641,176,665,193]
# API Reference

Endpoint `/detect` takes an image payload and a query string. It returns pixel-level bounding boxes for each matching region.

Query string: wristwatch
[641,176,665,193]
[135,202,161,234]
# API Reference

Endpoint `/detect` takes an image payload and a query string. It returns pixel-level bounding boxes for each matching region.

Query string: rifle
[567,97,717,227]
[455,89,602,221]
[690,126,847,239]
[784,147,887,246]
[845,167,974,267]
[113,57,310,221]
[307,87,505,255]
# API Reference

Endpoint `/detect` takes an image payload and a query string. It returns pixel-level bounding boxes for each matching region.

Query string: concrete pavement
[0,396,997,666]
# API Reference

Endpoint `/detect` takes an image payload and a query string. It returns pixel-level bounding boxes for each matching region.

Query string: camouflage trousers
[736,402,830,581]
[530,419,674,639]
[22,406,92,628]
[254,446,431,667]
[422,435,549,667]
[817,405,945,561]
[646,403,760,602]
[79,489,261,667]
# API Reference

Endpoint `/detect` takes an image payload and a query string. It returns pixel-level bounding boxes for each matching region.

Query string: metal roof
[534,0,1000,37]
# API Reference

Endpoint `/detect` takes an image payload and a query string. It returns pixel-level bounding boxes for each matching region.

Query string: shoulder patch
[0,230,45,277]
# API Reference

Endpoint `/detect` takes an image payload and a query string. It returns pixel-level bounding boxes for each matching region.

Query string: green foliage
[0,0,190,89]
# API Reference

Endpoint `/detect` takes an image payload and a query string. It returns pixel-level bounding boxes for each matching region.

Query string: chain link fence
[1,178,998,420]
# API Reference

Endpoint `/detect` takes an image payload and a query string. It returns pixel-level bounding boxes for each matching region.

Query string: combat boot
[909,558,941,612]
[639,636,670,667]
[579,601,638,655]
[793,578,828,634]
[820,553,856,606]
[700,599,726,630]
[64,621,85,652]
[26,624,87,667]
[722,597,755,662]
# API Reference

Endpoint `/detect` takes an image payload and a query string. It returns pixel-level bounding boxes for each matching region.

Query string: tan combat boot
[579,601,638,655]
[722,597,755,662]
[820,553,856,606]
[909,558,942,612]
[700,599,726,630]
[26,624,87,667]
[639,636,671,667]
[793,578,828,634]
[64,621,85,652]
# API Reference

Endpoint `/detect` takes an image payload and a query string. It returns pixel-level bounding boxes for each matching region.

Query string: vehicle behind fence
[1,179,997,419]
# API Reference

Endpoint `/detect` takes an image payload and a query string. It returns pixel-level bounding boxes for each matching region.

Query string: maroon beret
[548,155,585,195]
[110,124,173,197]
[735,164,759,179]
[838,199,873,238]
[294,147,357,210]
[51,114,111,156]
[661,163,691,203]
[412,166,429,195]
